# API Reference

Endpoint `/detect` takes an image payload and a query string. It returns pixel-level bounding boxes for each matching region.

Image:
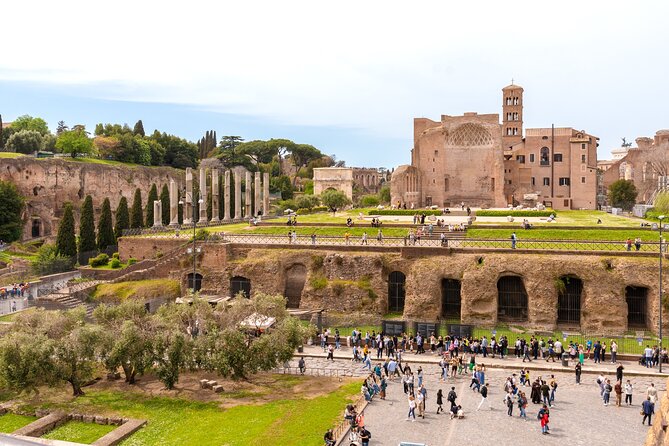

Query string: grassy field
[13,378,360,446]
[0,152,25,159]
[92,279,180,303]
[42,421,116,444]
[0,413,37,433]
[0,308,35,323]
[474,210,648,228]
[467,227,659,242]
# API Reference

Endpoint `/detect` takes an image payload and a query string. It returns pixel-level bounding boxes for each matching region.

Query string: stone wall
[644,376,669,446]
[118,239,669,334]
[0,157,184,240]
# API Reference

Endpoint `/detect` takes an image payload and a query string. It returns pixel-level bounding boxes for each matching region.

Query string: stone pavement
[291,347,667,446]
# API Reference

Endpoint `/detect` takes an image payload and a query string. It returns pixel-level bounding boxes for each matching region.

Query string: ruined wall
[0,157,184,240]
[644,376,669,446]
[118,239,669,334]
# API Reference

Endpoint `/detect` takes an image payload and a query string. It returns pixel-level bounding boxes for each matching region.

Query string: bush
[127,258,137,265]
[277,199,297,213]
[192,228,209,241]
[31,244,74,275]
[295,194,320,210]
[110,258,121,269]
[112,252,120,259]
[475,209,556,217]
[296,206,328,215]
[359,195,380,207]
[89,253,110,267]
[368,209,442,216]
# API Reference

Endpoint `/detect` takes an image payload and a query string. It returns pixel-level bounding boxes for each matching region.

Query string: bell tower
[502,82,524,149]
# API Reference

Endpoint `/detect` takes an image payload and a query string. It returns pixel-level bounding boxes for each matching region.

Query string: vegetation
[160,183,170,225]
[466,227,659,242]
[5,130,44,154]
[369,209,442,216]
[146,183,158,227]
[9,115,50,135]
[79,195,97,254]
[97,198,116,250]
[114,196,130,239]
[88,253,110,267]
[41,421,115,444]
[359,194,380,207]
[92,279,180,303]
[56,202,77,258]
[56,128,95,158]
[0,180,25,242]
[320,189,351,212]
[0,413,38,432]
[476,209,555,217]
[130,189,144,229]
[31,243,74,275]
[609,179,638,210]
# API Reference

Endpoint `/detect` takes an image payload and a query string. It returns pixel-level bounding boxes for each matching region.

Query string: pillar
[244,171,252,219]
[234,171,242,220]
[169,179,179,227]
[263,172,270,217]
[153,200,162,228]
[184,167,193,225]
[254,172,261,217]
[224,170,231,221]
[198,167,208,224]
[210,168,220,224]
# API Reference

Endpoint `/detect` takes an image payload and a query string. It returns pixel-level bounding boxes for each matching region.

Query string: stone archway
[187,272,203,292]
[388,271,406,313]
[557,276,583,326]
[441,278,461,320]
[626,285,648,329]
[230,276,251,298]
[284,264,307,308]
[497,276,528,322]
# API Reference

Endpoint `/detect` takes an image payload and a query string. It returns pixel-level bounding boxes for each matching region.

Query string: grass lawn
[0,152,25,159]
[93,279,180,303]
[42,420,116,444]
[0,308,35,323]
[227,226,408,237]
[90,262,129,270]
[474,210,648,228]
[0,413,37,433]
[467,227,660,242]
[22,379,360,446]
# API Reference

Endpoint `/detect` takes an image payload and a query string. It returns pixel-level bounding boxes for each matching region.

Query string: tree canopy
[608,179,638,211]
[0,180,24,242]
[56,128,94,158]
[56,202,77,258]
[320,188,351,212]
[5,130,44,154]
[10,115,50,135]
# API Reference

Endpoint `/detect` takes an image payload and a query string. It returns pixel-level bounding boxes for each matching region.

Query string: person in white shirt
[624,380,633,405]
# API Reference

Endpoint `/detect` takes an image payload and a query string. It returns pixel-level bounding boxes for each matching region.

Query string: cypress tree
[114,196,130,239]
[0,114,3,150]
[56,202,77,258]
[79,195,96,254]
[130,188,144,228]
[133,119,145,137]
[97,197,115,250]
[218,174,224,220]
[146,183,158,227]
[160,184,170,225]
[192,180,200,221]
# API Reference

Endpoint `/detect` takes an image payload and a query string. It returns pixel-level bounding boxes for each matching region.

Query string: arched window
[626,286,648,328]
[388,271,406,313]
[31,218,41,238]
[497,276,528,321]
[540,147,550,166]
[231,276,251,298]
[557,276,582,325]
[441,279,461,320]
[187,273,203,292]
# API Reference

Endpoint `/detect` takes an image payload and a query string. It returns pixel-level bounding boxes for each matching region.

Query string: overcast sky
[1,0,668,167]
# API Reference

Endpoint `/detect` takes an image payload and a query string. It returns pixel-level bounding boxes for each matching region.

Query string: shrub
[359,195,380,207]
[475,209,556,217]
[89,253,110,267]
[368,209,442,216]
[127,258,137,265]
[310,275,327,290]
[193,229,209,241]
[110,258,122,269]
[112,252,120,259]
[31,243,74,275]
[277,199,297,213]
[296,206,328,215]
[295,194,320,210]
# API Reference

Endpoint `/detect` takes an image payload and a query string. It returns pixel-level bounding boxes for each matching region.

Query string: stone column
[234,171,242,220]
[169,179,179,227]
[224,170,231,221]
[254,172,261,217]
[153,200,162,228]
[198,167,208,224]
[210,168,220,224]
[244,171,252,219]
[184,167,193,225]
[263,172,270,217]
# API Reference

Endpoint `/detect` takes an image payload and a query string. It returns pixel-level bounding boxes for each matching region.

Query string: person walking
[436,389,444,414]
[642,396,655,426]
[447,386,457,407]
[511,232,517,249]
[540,409,550,435]
[616,364,624,382]
[624,380,633,405]
[298,357,306,375]
[359,426,371,446]
[407,395,416,422]
[518,391,528,419]
[549,375,558,406]
[575,363,582,385]
[540,381,550,406]
[614,380,623,407]
[327,344,335,362]
[504,391,514,416]
[647,383,658,404]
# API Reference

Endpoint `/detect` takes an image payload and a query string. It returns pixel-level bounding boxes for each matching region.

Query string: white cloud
[2,0,668,155]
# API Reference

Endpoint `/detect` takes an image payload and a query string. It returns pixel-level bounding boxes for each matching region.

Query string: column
[198,167,208,224]
[244,171,252,219]
[153,200,162,228]
[210,168,220,224]
[224,170,231,221]
[169,179,179,227]
[263,172,270,217]
[254,172,261,217]
[184,167,193,225]
[234,171,242,220]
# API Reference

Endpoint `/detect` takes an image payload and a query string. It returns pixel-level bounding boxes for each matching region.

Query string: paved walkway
[288,351,666,446]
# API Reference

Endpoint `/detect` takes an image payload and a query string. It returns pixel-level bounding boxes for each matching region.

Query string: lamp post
[660,215,666,373]
[179,190,204,294]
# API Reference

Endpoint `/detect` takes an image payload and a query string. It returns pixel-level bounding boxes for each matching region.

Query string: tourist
[327,344,335,362]
[416,388,425,418]
[311,233,316,245]
[344,232,351,245]
[348,426,361,445]
[376,229,383,244]
[644,345,654,368]
[593,340,602,364]
[616,363,624,382]
[298,357,306,375]
[647,383,658,404]
[358,426,371,446]
[642,396,655,426]
[603,379,612,406]
[518,391,528,419]
[624,380,633,405]
[323,429,335,446]
[477,383,491,410]
[575,363,582,385]
[549,375,558,405]
[626,238,633,251]
[614,380,623,406]
[635,237,642,251]
[601,341,607,362]
[361,232,368,245]
[540,407,550,435]
[407,394,416,422]
[504,391,514,416]
[447,386,457,407]
[540,380,550,406]
[380,377,387,400]
[511,232,517,249]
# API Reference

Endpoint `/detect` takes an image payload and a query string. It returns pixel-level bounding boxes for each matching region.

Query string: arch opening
[187,272,203,292]
[557,276,583,325]
[388,271,406,313]
[626,286,648,329]
[497,276,528,322]
[284,264,307,309]
[231,276,251,298]
[441,278,461,320]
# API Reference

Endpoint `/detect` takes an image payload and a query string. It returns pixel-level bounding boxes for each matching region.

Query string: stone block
[199,379,210,389]
[92,418,147,446]
[95,416,109,425]
[83,414,95,423]
[212,385,224,393]
[70,413,83,421]
[109,417,123,426]
[206,380,218,388]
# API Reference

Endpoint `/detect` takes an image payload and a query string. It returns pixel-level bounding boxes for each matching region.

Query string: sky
[1,0,668,167]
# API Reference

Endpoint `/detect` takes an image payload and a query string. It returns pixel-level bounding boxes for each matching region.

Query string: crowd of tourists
[0,282,29,300]
[319,327,663,444]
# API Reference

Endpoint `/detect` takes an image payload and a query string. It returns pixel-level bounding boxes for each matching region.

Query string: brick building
[391,84,599,210]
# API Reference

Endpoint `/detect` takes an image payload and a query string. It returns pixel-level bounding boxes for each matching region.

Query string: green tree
[133,119,146,137]
[114,196,130,239]
[0,331,56,393]
[97,198,115,250]
[160,184,170,225]
[56,202,77,258]
[130,189,144,229]
[320,189,351,213]
[146,184,158,227]
[11,115,50,135]
[79,195,96,254]
[152,132,198,169]
[31,244,74,275]
[295,194,320,210]
[147,139,165,166]
[56,129,94,158]
[153,330,189,390]
[56,121,69,135]
[0,180,24,242]
[236,140,276,164]
[379,184,391,203]
[289,144,322,183]
[608,179,638,210]
[5,130,44,154]
[270,175,293,200]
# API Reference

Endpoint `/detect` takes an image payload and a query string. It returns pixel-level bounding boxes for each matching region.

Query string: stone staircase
[38,280,105,318]
[110,242,189,284]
